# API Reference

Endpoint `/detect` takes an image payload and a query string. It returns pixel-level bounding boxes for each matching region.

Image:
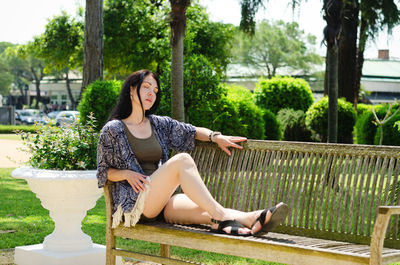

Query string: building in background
[225,49,400,104]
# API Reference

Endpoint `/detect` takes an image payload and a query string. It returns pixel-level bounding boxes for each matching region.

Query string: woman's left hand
[213,135,247,156]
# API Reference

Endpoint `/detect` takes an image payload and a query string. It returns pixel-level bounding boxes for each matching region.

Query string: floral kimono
[97,115,196,228]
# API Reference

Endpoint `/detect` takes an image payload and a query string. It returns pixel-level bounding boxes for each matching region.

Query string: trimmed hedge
[0,125,38,134]
[373,105,400,146]
[277,108,313,142]
[187,85,266,139]
[356,103,373,117]
[354,109,379,145]
[263,109,281,140]
[354,104,400,145]
[225,84,254,103]
[78,80,122,130]
[305,96,356,143]
[225,84,265,139]
[374,113,400,146]
[254,76,314,114]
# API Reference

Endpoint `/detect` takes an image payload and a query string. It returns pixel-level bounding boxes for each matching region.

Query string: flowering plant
[19,113,99,170]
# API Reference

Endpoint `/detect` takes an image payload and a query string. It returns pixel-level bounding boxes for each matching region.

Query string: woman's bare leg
[142,153,223,218]
[142,153,260,234]
[142,153,275,233]
[162,193,271,229]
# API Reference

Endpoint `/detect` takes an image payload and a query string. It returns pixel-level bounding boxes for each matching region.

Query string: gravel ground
[0,249,14,265]
[0,139,29,168]
[0,249,159,265]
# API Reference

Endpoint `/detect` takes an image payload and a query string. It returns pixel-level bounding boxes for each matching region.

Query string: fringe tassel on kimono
[111,183,150,228]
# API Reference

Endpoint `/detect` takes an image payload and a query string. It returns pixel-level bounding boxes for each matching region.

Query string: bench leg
[161,244,170,258]
[106,230,116,265]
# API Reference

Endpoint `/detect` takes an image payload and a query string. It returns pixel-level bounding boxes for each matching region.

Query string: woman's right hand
[125,171,150,193]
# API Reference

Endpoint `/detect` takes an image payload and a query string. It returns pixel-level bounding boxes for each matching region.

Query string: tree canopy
[103,0,234,78]
[37,11,84,74]
[235,20,322,78]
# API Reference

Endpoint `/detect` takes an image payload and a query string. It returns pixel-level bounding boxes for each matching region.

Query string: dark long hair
[108,69,161,122]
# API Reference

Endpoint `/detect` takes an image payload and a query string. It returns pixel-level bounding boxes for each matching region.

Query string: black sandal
[252,202,289,236]
[210,219,251,237]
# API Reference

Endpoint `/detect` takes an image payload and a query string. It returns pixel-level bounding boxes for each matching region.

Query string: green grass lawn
[0,168,279,265]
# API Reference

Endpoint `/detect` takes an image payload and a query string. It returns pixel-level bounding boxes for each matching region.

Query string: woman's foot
[210,219,252,236]
[251,202,289,235]
[210,212,252,236]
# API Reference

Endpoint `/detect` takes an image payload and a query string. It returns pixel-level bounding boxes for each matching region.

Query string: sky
[0,0,399,59]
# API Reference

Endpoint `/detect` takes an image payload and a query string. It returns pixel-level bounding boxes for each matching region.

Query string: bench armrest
[370,206,400,265]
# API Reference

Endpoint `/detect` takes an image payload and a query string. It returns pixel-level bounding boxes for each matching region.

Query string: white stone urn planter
[10,166,115,265]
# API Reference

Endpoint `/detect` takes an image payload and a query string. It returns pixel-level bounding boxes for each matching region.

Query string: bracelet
[209,131,221,142]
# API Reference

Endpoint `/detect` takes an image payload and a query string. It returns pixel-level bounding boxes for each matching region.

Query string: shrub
[187,92,266,139]
[277,108,313,142]
[374,107,400,146]
[254,76,314,114]
[305,96,356,143]
[356,103,373,117]
[225,84,253,103]
[204,95,242,136]
[354,110,377,144]
[396,121,400,132]
[18,115,99,170]
[354,104,399,145]
[263,109,281,140]
[78,80,122,130]
[225,84,265,139]
[158,54,225,120]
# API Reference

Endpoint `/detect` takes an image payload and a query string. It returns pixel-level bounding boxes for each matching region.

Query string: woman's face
[131,75,159,111]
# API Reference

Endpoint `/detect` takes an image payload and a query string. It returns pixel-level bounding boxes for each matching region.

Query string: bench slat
[337,154,351,233]
[244,149,260,211]
[389,158,400,241]
[289,151,303,226]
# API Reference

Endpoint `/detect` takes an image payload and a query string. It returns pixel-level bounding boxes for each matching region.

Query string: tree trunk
[171,32,185,121]
[82,0,103,97]
[324,55,328,95]
[323,0,342,143]
[327,46,338,143]
[31,67,42,109]
[338,0,359,105]
[170,0,190,122]
[354,17,367,107]
[65,70,76,110]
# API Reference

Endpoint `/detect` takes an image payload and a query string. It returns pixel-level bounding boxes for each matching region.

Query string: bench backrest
[188,140,400,248]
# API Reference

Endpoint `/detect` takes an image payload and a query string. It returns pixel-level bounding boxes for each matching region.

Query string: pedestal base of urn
[14,243,122,265]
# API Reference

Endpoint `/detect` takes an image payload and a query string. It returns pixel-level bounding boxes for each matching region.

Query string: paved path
[0,139,29,168]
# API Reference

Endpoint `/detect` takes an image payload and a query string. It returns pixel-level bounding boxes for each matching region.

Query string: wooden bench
[104,140,400,265]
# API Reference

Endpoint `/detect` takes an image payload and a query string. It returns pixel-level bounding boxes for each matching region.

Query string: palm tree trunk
[170,0,190,122]
[323,0,343,143]
[327,46,338,143]
[354,17,367,107]
[82,0,103,97]
[338,0,358,105]
[171,32,185,121]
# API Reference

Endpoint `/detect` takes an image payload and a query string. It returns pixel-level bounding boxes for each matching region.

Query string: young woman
[97,69,288,236]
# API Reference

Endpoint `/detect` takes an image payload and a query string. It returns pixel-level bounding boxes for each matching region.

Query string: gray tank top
[122,122,163,176]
